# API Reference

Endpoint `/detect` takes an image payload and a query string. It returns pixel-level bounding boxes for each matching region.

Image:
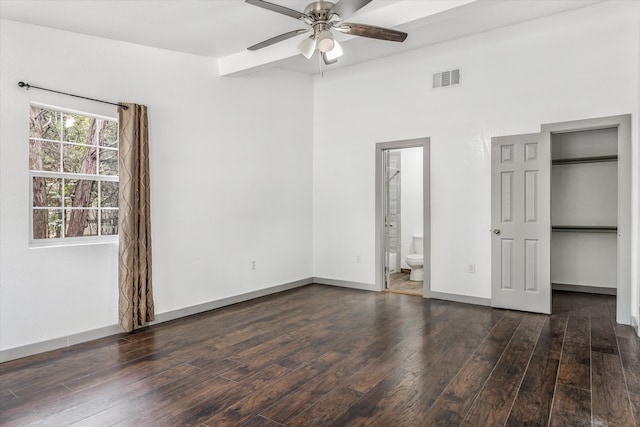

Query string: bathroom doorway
[375,138,430,297]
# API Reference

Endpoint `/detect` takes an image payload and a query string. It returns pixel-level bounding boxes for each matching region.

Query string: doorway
[375,138,430,296]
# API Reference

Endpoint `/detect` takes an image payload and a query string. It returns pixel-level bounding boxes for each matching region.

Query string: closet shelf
[552,155,618,165]
[552,225,617,233]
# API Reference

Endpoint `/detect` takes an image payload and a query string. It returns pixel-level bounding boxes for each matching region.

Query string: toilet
[406,234,424,281]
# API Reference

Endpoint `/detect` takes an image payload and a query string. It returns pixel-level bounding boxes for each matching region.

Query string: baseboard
[0,278,312,363]
[552,283,617,296]
[425,290,491,307]
[151,278,312,324]
[312,277,377,292]
[0,324,121,363]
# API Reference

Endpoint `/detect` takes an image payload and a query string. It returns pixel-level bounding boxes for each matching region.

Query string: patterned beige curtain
[118,103,154,332]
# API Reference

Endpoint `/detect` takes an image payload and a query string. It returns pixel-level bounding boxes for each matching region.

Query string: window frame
[29,102,119,247]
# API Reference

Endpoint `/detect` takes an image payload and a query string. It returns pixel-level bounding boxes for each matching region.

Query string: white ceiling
[0,0,604,75]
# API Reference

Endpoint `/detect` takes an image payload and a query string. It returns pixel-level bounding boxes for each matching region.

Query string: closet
[490,115,630,323]
[541,114,631,324]
[550,127,618,295]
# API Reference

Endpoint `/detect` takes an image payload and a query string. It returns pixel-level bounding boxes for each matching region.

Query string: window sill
[29,237,118,249]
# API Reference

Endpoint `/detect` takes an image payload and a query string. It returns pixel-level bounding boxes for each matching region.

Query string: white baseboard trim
[0,324,121,363]
[552,283,617,295]
[312,277,377,292]
[426,290,491,307]
[151,278,312,325]
[0,278,312,363]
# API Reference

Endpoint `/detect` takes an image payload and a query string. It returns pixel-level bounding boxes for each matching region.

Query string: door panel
[491,133,551,314]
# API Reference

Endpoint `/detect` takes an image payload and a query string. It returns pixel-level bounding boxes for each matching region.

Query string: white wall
[400,147,423,269]
[0,20,314,353]
[313,1,640,305]
[2,1,640,355]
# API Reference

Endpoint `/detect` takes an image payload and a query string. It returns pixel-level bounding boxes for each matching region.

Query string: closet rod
[552,155,617,165]
[17,81,128,110]
[552,226,617,233]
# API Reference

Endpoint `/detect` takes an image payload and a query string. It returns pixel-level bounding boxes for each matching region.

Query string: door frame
[375,138,430,295]
[541,114,631,325]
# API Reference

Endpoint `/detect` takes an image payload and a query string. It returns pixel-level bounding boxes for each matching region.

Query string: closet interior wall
[550,127,618,294]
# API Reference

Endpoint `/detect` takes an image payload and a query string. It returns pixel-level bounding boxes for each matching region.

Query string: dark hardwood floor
[1,285,638,426]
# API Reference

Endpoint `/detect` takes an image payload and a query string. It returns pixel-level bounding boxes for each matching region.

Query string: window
[29,104,118,244]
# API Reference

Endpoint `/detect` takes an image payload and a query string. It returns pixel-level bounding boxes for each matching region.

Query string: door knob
[491,228,501,235]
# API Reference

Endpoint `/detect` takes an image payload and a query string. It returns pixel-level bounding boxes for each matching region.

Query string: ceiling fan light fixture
[316,29,335,53]
[297,36,316,58]
[324,39,343,61]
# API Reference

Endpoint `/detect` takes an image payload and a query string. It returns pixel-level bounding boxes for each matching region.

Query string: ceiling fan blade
[247,29,310,51]
[245,0,311,20]
[329,0,373,19]
[337,23,408,42]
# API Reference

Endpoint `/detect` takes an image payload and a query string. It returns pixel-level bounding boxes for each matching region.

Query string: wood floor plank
[557,343,591,390]
[240,415,283,426]
[617,334,640,395]
[284,385,364,426]
[591,315,619,355]
[462,313,546,426]
[548,384,591,427]
[591,350,636,426]
[201,351,344,426]
[24,362,204,427]
[423,314,521,423]
[533,314,568,360]
[258,335,389,423]
[505,355,558,426]
[563,308,590,346]
[1,287,638,426]
[628,392,640,426]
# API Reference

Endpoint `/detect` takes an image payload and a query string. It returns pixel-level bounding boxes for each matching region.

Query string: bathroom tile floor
[387,271,422,295]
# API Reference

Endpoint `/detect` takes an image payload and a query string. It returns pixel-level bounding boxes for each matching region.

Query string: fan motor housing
[304,1,335,21]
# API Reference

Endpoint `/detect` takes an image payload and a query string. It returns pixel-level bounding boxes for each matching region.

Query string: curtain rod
[17,81,128,110]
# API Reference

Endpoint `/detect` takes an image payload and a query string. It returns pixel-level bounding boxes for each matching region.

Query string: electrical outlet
[251,260,256,270]
[468,264,475,274]
[356,255,361,264]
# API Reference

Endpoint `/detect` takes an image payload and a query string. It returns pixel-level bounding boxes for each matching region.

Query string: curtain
[118,103,154,332]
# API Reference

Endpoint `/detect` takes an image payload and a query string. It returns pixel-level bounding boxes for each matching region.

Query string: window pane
[101,181,119,207]
[29,139,61,172]
[30,107,61,141]
[64,179,98,208]
[65,209,98,237]
[63,143,97,174]
[32,177,62,207]
[62,113,92,144]
[33,208,62,239]
[99,148,118,175]
[101,210,118,235]
[102,121,118,148]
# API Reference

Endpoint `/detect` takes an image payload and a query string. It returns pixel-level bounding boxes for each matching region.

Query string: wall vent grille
[433,69,461,88]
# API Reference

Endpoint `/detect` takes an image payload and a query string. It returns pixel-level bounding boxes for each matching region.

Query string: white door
[491,133,551,314]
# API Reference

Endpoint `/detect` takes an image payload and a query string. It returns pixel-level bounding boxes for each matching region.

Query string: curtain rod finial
[18,81,31,89]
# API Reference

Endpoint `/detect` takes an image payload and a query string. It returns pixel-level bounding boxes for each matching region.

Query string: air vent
[433,69,461,88]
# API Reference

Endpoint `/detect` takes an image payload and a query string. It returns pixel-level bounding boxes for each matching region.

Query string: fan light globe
[316,30,335,53]
[325,40,343,61]
[297,36,316,59]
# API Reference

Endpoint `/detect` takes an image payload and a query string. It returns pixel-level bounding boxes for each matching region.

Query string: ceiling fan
[245,0,408,65]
